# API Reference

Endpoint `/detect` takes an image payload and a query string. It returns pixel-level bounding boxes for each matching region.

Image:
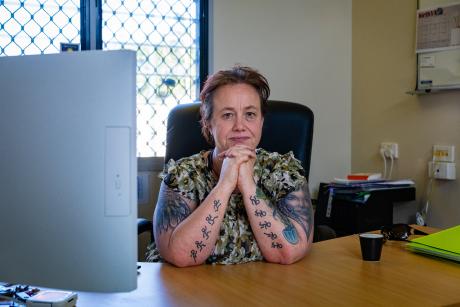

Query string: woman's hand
[217,145,255,194]
[237,153,257,195]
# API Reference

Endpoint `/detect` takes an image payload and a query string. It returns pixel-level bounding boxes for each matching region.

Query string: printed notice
[416,4,460,52]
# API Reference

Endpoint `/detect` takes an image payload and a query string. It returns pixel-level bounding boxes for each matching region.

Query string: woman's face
[209,83,264,153]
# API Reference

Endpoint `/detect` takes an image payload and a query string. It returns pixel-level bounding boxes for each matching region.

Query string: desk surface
[77,226,460,306]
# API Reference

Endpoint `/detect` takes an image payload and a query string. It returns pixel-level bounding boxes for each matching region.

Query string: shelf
[406,87,460,95]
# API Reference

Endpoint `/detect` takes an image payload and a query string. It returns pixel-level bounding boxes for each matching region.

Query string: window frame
[0,0,207,170]
[91,0,209,171]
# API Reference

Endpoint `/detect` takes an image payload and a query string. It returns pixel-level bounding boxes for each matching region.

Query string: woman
[147,66,314,267]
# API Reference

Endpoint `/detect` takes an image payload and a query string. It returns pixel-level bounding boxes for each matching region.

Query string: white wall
[210,0,353,195]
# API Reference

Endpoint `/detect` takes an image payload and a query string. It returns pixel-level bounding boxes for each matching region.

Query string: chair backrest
[165,100,314,179]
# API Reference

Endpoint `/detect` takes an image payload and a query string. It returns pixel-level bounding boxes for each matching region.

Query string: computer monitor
[0,50,137,292]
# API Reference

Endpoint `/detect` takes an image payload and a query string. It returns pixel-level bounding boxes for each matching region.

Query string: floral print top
[146,148,307,264]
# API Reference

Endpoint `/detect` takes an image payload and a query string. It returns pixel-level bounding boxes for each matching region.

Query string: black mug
[359,233,384,261]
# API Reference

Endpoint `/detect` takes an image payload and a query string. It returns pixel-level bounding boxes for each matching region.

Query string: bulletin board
[417,1,460,90]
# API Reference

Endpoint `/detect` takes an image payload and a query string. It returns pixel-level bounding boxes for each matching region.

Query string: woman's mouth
[229,136,250,143]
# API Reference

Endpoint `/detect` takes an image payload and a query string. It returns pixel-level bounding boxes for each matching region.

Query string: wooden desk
[76,226,460,306]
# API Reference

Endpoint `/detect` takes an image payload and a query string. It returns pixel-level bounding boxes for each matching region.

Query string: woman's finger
[218,146,255,159]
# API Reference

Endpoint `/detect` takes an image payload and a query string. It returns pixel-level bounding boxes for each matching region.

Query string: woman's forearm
[240,183,314,264]
[159,183,233,267]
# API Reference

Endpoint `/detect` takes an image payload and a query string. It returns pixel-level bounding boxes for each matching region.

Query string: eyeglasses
[380,224,428,242]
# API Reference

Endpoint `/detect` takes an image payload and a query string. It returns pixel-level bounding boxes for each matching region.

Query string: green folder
[406,225,460,262]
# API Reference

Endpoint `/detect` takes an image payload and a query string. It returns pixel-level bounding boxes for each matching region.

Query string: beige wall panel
[353,0,460,228]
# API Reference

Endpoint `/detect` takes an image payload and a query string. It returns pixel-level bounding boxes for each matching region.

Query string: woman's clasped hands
[216,145,257,194]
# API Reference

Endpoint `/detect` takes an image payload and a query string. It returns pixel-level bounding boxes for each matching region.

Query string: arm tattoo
[271,242,283,249]
[264,232,278,240]
[206,214,217,225]
[190,250,197,262]
[155,187,191,235]
[213,199,222,212]
[254,209,267,217]
[195,241,206,252]
[259,221,272,229]
[276,183,313,244]
[256,185,313,245]
[201,226,211,240]
[249,195,260,206]
[282,225,299,244]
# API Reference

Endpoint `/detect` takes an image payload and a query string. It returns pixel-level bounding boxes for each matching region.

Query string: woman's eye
[222,113,233,119]
[246,112,257,119]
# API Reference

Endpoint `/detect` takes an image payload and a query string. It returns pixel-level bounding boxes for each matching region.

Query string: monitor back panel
[0,50,137,292]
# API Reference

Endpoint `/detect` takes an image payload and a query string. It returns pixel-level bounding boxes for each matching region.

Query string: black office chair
[165,100,315,177]
[162,100,335,242]
[138,217,154,242]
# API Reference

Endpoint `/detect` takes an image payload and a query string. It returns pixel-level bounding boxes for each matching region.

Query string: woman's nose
[233,115,245,130]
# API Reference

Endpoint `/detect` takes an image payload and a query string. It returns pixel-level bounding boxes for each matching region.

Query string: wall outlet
[433,145,455,162]
[428,161,456,180]
[380,142,399,159]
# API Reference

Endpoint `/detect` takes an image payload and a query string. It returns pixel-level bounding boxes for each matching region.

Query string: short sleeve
[160,151,209,202]
[256,150,307,203]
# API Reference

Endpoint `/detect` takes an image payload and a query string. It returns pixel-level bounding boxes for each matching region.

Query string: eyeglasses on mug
[380,223,428,242]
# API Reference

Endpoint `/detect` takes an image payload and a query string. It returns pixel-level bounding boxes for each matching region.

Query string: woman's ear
[205,120,212,134]
[205,120,214,144]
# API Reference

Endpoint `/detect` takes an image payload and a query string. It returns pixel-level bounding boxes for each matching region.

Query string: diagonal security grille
[1,0,203,158]
[0,0,80,56]
[102,0,201,157]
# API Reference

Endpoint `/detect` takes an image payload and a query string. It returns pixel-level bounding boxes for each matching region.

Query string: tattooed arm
[239,162,314,264]
[153,181,233,267]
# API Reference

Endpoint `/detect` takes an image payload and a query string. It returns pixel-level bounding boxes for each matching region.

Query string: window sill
[138,156,165,172]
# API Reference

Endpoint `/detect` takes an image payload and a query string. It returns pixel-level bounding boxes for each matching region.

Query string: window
[0,0,208,158]
[102,0,205,157]
[0,1,80,55]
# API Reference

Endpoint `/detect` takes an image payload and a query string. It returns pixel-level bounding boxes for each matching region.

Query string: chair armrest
[313,225,337,242]
[138,218,153,243]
